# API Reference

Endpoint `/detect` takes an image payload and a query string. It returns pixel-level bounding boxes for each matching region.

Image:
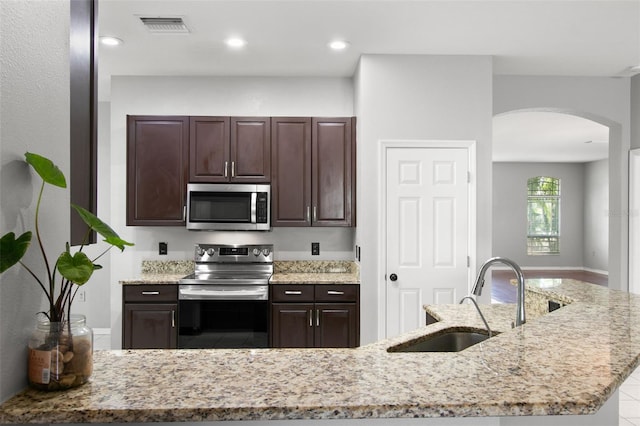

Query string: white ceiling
[98,0,637,162]
[493,111,609,163]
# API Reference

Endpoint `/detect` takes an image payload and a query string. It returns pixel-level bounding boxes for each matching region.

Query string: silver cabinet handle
[224,161,228,177]
[316,309,320,327]
[285,290,302,295]
[171,310,175,328]
[231,161,235,177]
[141,291,160,295]
[327,290,344,295]
[309,309,313,327]
[306,206,311,223]
[183,205,186,221]
[313,206,317,222]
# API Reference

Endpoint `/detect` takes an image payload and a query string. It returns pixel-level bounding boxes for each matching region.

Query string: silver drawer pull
[285,291,302,295]
[327,291,344,295]
[309,309,313,327]
[141,291,160,295]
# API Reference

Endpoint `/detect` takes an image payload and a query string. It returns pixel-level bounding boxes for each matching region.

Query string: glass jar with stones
[28,314,93,390]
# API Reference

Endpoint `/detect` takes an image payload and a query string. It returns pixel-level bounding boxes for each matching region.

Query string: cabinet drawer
[270,285,314,302]
[123,285,178,302]
[314,285,358,302]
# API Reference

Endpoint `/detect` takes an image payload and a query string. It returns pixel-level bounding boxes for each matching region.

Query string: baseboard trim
[93,328,110,335]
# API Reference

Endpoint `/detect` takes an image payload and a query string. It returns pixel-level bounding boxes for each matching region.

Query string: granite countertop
[119,260,361,285]
[2,278,639,423]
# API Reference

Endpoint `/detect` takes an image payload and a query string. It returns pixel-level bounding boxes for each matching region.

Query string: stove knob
[253,248,261,256]
[196,246,205,257]
[262,248,271,257]
[207,248,215,256]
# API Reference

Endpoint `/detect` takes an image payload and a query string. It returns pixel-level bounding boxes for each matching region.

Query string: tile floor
[619,368,640,425]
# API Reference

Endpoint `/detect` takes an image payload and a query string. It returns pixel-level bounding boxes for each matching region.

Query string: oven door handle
[179,286,268,301]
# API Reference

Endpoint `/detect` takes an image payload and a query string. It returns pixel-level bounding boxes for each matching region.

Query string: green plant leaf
[0,232,32,273]
[71,204,134,251]
[24,152,66,188]
[57,251,94,285]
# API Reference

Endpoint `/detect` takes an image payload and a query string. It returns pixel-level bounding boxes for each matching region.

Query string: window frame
[526,176,561,255]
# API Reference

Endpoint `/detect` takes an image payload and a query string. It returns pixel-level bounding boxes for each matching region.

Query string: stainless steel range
[178,243,273,349]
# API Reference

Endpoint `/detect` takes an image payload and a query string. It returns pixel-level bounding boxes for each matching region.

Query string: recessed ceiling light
[225,37,247,49]
[328,40,349,51]
[99,36,123,46]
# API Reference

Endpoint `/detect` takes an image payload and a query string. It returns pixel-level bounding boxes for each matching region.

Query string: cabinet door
[312,117,355,226]
[189,116,230,182]
[126,116,188,226]
[314,303,358,348]
[230,117,271,182]
[271,118,312,226]
[123,303,177,349]
[270,303,314,348]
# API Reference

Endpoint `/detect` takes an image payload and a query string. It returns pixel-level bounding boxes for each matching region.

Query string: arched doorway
[492,108,626,291]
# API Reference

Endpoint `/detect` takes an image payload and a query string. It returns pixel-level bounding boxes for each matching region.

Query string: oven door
[178,285,269,349]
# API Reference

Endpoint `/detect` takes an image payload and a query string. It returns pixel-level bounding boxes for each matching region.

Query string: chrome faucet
[459,296,492,338]
[471,257,526,327]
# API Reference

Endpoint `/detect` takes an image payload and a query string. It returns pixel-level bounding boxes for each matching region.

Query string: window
[527,176,560,255]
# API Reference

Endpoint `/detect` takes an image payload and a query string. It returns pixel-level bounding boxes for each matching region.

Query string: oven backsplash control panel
[193,244,273,263]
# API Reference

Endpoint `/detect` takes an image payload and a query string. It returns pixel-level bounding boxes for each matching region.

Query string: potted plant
[0,152,133,390]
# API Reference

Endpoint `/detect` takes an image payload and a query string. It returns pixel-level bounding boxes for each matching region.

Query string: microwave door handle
[251,192,257,223]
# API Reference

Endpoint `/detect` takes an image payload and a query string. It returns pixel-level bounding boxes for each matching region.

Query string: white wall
[492,163,585,268]
[354,55,493,343]
[108,76,356,348]
[493,76,630,290]
[584,159,609,272]
[70,102,112,329]
[0,0,70,401]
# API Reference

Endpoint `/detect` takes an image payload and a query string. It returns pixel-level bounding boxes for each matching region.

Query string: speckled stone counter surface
[119,260,360,285]
[270,260,360,284]
[119,260,193,285]
[2,279,639,423]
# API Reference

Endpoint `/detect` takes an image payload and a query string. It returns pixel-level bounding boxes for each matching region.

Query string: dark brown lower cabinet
[122,285,177,349]
[270,284,359,348]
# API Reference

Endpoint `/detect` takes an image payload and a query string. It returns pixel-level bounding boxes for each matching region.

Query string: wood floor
[490,269,608,303]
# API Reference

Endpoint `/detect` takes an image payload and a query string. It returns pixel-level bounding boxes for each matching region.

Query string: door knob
[389,273,398,282]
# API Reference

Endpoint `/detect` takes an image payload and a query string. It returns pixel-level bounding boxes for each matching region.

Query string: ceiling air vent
[139,17,190,34]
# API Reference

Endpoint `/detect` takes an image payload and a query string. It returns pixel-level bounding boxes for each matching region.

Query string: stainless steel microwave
[186,184,270,231]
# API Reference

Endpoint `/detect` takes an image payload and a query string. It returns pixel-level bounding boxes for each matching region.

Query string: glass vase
[28,314,93,390]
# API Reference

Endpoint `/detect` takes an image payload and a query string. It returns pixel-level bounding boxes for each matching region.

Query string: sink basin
[387,329,491,353]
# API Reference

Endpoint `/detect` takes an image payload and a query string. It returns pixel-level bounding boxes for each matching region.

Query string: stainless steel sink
[387,329,492,353]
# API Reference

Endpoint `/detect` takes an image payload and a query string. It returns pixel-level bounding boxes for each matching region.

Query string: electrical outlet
[77,291,86,303]
[311,242,320,255]
[159,242,168,255]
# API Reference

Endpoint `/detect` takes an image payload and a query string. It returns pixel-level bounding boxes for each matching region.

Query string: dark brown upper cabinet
[270,117,312,226]
[271,117,355,227]
[189,116,271,183]
[126,116,189,226]
[189,116,229,182]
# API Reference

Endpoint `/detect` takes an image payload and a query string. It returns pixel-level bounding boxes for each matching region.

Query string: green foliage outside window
[527,177,560,255]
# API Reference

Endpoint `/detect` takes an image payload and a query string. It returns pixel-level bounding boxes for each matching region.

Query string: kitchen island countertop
[1,278,637,424]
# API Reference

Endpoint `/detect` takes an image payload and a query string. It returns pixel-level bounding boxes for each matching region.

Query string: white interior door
[630,149,640,294]
[385,146,470,338]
